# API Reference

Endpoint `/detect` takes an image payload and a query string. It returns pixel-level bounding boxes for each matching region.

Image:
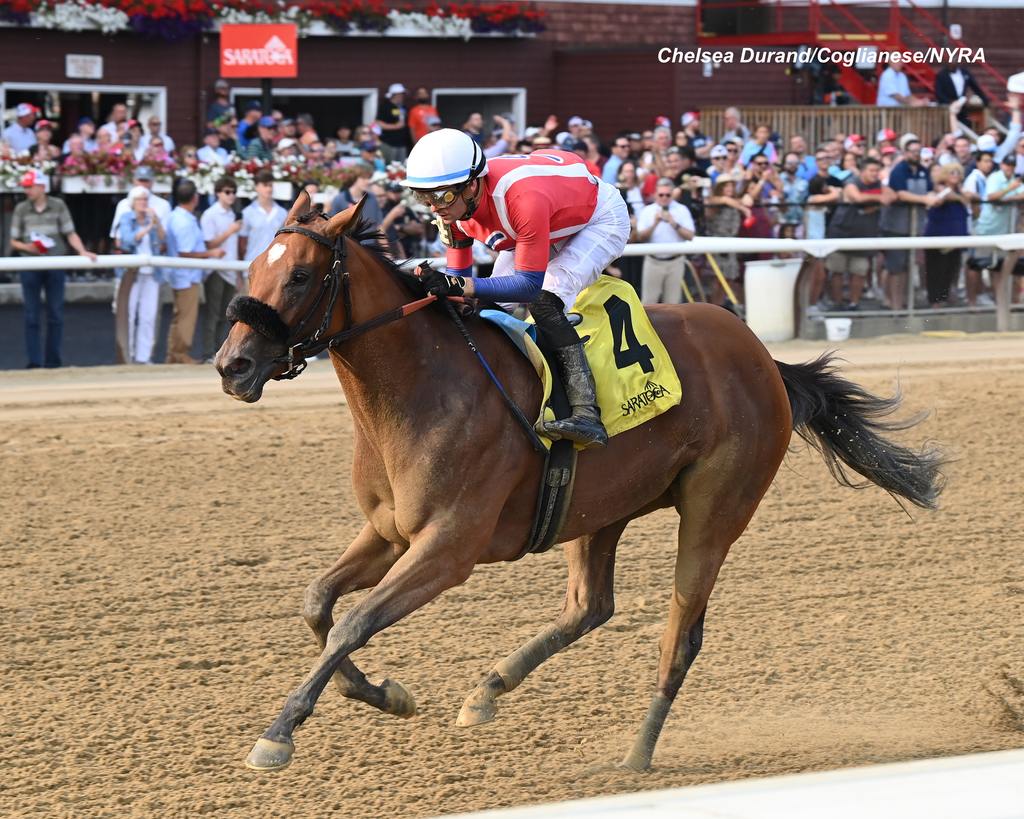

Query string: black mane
[347,217,429,299]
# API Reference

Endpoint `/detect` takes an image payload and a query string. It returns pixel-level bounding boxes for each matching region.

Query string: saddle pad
[480,276,682,446]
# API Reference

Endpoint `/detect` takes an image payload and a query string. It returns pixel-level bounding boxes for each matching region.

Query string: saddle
[480,276,683,557]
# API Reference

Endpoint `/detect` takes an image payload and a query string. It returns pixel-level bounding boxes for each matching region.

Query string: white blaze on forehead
[267,242,287,265]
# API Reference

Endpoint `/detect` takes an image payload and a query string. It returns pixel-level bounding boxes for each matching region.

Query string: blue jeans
[20,269,66,368]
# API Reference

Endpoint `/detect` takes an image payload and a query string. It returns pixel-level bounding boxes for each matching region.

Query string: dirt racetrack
[3,333,1023,818]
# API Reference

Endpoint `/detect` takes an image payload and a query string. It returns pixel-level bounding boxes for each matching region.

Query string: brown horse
[214,193,943,772]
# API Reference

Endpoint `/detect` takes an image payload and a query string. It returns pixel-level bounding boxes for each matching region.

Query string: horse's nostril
[224,357,253,378]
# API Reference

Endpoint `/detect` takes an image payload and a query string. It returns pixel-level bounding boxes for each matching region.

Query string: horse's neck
[327,246,448,429]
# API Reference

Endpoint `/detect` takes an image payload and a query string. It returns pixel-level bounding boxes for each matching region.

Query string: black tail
[776,354,945,510]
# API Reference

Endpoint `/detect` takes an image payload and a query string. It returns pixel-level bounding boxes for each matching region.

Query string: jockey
[402,128,631,449]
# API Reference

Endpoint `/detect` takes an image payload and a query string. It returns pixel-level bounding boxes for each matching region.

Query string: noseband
[226,212,436,380]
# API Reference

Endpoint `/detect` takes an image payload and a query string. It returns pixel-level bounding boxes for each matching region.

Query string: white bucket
[824,317,853,342]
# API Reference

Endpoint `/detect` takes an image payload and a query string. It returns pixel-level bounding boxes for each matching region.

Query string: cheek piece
[226,295,292,346]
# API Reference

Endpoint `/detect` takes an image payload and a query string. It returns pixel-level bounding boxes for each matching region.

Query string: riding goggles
[412,183,467,207]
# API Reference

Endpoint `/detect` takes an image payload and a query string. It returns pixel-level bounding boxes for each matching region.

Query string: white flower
[34,1,129,34]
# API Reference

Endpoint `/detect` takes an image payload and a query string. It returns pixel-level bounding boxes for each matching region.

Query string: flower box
[61,176,127,194]
[0,3,544,41]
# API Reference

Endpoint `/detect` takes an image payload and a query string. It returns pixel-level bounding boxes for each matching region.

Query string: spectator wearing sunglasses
[722,138,743,175]
[635,178,695,304]
[602,134,632,184]
[707,144,731,184]
[199,176,243,363]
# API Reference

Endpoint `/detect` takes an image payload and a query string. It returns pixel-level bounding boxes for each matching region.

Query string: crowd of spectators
[4,70,1024,368]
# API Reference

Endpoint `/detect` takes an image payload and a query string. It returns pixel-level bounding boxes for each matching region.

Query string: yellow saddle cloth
[481,277,682,448]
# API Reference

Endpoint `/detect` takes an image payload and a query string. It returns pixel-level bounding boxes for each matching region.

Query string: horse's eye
[289,270,309,286]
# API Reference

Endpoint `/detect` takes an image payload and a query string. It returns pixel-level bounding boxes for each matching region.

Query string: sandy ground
[2,333,1023,818]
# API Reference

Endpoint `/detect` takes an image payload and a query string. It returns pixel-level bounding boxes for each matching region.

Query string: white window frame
[431,87,527,132]
[231,87,378,127]
[0,81,167,126]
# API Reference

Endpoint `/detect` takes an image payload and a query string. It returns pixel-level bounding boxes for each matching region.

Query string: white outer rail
[1,232,1023,272]
[0,254,249,272]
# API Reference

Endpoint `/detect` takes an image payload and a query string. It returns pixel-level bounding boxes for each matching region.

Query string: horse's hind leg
[620,452,775,771]
[301,522,413,717]
[457,519,625,727]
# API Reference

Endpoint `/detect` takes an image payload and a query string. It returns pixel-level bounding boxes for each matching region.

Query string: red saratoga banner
[220,24,298,78]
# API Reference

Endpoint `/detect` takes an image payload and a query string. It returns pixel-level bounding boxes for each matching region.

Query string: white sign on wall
[65,54,103,80]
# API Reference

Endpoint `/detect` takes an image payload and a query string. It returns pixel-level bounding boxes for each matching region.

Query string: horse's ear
[284,189,313,225]
[324,194,368,239]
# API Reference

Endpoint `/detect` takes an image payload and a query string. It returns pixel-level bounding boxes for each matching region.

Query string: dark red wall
[2,2,1022,147]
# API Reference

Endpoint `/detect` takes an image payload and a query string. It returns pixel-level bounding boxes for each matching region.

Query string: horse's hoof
[381,678,416,718]
[245,737,294,771]
[456,696,497,727]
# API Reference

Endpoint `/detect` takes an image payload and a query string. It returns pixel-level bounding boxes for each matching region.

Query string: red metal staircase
[696,0,1006,105]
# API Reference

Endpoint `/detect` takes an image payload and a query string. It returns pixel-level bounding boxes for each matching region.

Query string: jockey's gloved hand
[416,265,466,298]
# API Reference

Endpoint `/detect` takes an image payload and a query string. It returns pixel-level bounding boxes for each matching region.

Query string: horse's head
[215,190,366,402]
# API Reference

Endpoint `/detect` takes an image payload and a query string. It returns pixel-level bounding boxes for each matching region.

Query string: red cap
[20,169,45,187]
[654,115,671,128]
[34,119,54,131]
[876,128,897,142]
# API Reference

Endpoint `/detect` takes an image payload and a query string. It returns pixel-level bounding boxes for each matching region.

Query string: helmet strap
[461,179,481,220]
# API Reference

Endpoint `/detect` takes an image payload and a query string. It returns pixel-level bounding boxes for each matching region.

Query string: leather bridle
[226,215,436,381]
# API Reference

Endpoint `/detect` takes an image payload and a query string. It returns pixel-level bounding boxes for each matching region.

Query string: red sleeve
[445,222,472,272]
[508,191,551,272]
[446,245,472,272]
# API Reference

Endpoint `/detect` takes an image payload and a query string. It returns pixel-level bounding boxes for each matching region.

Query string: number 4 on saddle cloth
[481,276,682,448]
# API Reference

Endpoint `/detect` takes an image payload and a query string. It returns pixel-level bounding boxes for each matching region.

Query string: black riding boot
[529,291,608,450]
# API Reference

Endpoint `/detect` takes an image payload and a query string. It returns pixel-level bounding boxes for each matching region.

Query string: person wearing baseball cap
[376,82,411,160]
[10,169,97,368]
[843,134,865,154]
[708,144,731,183]
[31,119,60,161]
[240,116,277,161]
[236,100,263,150]
[971,152,1024,305]
[206,78,233,127]
[3,102,39,152]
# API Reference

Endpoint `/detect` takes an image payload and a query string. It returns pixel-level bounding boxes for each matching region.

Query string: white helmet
[401,128,487,190]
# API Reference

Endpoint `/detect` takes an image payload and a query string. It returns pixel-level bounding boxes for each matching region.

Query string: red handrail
[903,0,1008,87]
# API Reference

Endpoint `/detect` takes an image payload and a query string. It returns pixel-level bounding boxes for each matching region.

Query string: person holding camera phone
[635,178,695,304]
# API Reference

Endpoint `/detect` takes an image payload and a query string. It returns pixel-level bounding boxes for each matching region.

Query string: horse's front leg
[301,522,413,716]
[457,520,624,727]
[246,523,481,771]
